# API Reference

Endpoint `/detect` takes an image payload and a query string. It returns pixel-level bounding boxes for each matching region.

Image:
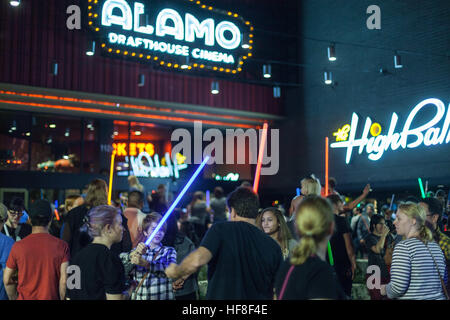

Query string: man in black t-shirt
[327,195,356,298]
[165,187,283,300]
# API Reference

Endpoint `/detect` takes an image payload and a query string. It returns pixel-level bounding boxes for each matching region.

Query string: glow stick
[327,241,334,266]
[418,178,426,199]
[325,137,329,197]
[296,188,301,197]
[389,194,395,211]
[107,151,116,205]
[425,180,428,194]
[206,190,210,207]
[145,156,210,245]
[253,122,269,194]
[54,209,60,221]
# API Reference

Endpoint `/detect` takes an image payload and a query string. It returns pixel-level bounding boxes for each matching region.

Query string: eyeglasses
[8,211,23,217]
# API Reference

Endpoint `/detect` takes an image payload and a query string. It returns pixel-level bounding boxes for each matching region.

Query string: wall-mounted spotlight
[181,56,190,69]
[10,0,20,7]
[11,120,17,131]
[51,61,58,76]
[138,74,145,87]
[86,40,96,56]
[327,44,336,61]
[242,44,250,49]
[211,81,219,94]
[324,71,333,85]
[65,128,70,137]
[273,86,281,98]
[263,64,272,78]
[394,53,403,68]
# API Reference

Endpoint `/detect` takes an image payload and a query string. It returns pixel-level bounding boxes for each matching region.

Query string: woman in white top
[380,202,448,300]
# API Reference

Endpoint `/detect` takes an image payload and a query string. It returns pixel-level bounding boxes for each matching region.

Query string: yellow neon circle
[370,123,382,136]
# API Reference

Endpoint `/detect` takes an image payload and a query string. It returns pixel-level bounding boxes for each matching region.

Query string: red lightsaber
[253,122,269,194]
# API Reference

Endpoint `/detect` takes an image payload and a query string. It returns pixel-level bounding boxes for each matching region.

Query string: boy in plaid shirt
[121,213,177,300]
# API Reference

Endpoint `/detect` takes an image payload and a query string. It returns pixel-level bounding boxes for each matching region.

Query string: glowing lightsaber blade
[325,137,329,197]
[108,151,116,205]
[327,241,334,266]
[389,194,395,211]
[418,177,426,199]
[253,122,269,194]
[206,190,210,207]
[296,188,301,197]
[145,156,210,246]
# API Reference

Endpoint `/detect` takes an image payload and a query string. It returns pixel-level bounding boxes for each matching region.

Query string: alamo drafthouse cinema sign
[88,0,254,73]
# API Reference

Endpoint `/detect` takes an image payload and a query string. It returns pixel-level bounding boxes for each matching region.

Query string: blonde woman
[256,207,297,259]
[275,195,345,300]
[380,202,448,300]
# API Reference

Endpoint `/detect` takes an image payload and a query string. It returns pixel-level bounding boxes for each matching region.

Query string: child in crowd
[121,213,177,300]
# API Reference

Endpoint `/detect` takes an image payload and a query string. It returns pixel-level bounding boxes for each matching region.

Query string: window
[31,115,82,173]
[0,111,30,171]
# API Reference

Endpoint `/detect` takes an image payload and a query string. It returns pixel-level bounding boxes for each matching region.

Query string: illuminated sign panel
[89,0,253,73]
[330,98,450,164]
[113,142,188,178]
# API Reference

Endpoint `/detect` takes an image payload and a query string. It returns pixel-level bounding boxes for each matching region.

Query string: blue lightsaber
[145,156,210,246]
[206,190,210,207]
[296,188,301,197]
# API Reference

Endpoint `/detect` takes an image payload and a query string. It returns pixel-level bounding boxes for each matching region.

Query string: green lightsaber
[417,178,426,199]
[327,241,334,266]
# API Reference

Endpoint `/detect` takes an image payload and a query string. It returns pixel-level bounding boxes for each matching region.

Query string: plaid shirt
[434,228,450,261]
[121,245,177,300]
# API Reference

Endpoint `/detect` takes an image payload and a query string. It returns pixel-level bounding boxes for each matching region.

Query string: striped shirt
[386,238,448,300]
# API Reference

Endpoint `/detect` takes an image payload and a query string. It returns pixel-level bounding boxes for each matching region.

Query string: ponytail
[291,235,317,265]
[289,196,334,266]
[418,225,433,244]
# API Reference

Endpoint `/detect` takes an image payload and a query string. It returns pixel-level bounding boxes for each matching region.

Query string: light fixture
[134,130,142,136]
[263,64,272,78]
[324,71,333,85]
[211,81,219,94]
[242,44,250,49]
[86,40,96,56]
[10,0,20,7]
[49,123,56,129]
[51,61,58,76]
[65,128,70,137]
[113,131,118,136]
[273,86,281,98]
[327,44,336,61]
[47,137,53,144]
[181,56,189,69]
[394,53,403,68]
[11,120,17,131]
[63,155,69,160]
[25,132,31,137]
[138,74,145,87]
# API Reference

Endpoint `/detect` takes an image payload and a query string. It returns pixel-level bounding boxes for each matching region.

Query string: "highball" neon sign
[330,98,450,164]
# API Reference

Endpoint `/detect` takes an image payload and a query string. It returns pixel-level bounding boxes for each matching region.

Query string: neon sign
[89,0,253,73]
[330,98,450,164]
[112,142,155,156]
[130,152,188,178]
[213,172,239,181]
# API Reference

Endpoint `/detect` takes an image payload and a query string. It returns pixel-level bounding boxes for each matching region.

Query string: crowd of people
[0,175,449,300]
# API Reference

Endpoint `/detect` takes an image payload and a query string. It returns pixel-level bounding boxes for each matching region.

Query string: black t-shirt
[328,215,352,271]
[200,221,282,300]
[275,256,344,300]
[67,243,125,300]
[1,223,32,242]
[365,234,391,279]
[65,204,91,257]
